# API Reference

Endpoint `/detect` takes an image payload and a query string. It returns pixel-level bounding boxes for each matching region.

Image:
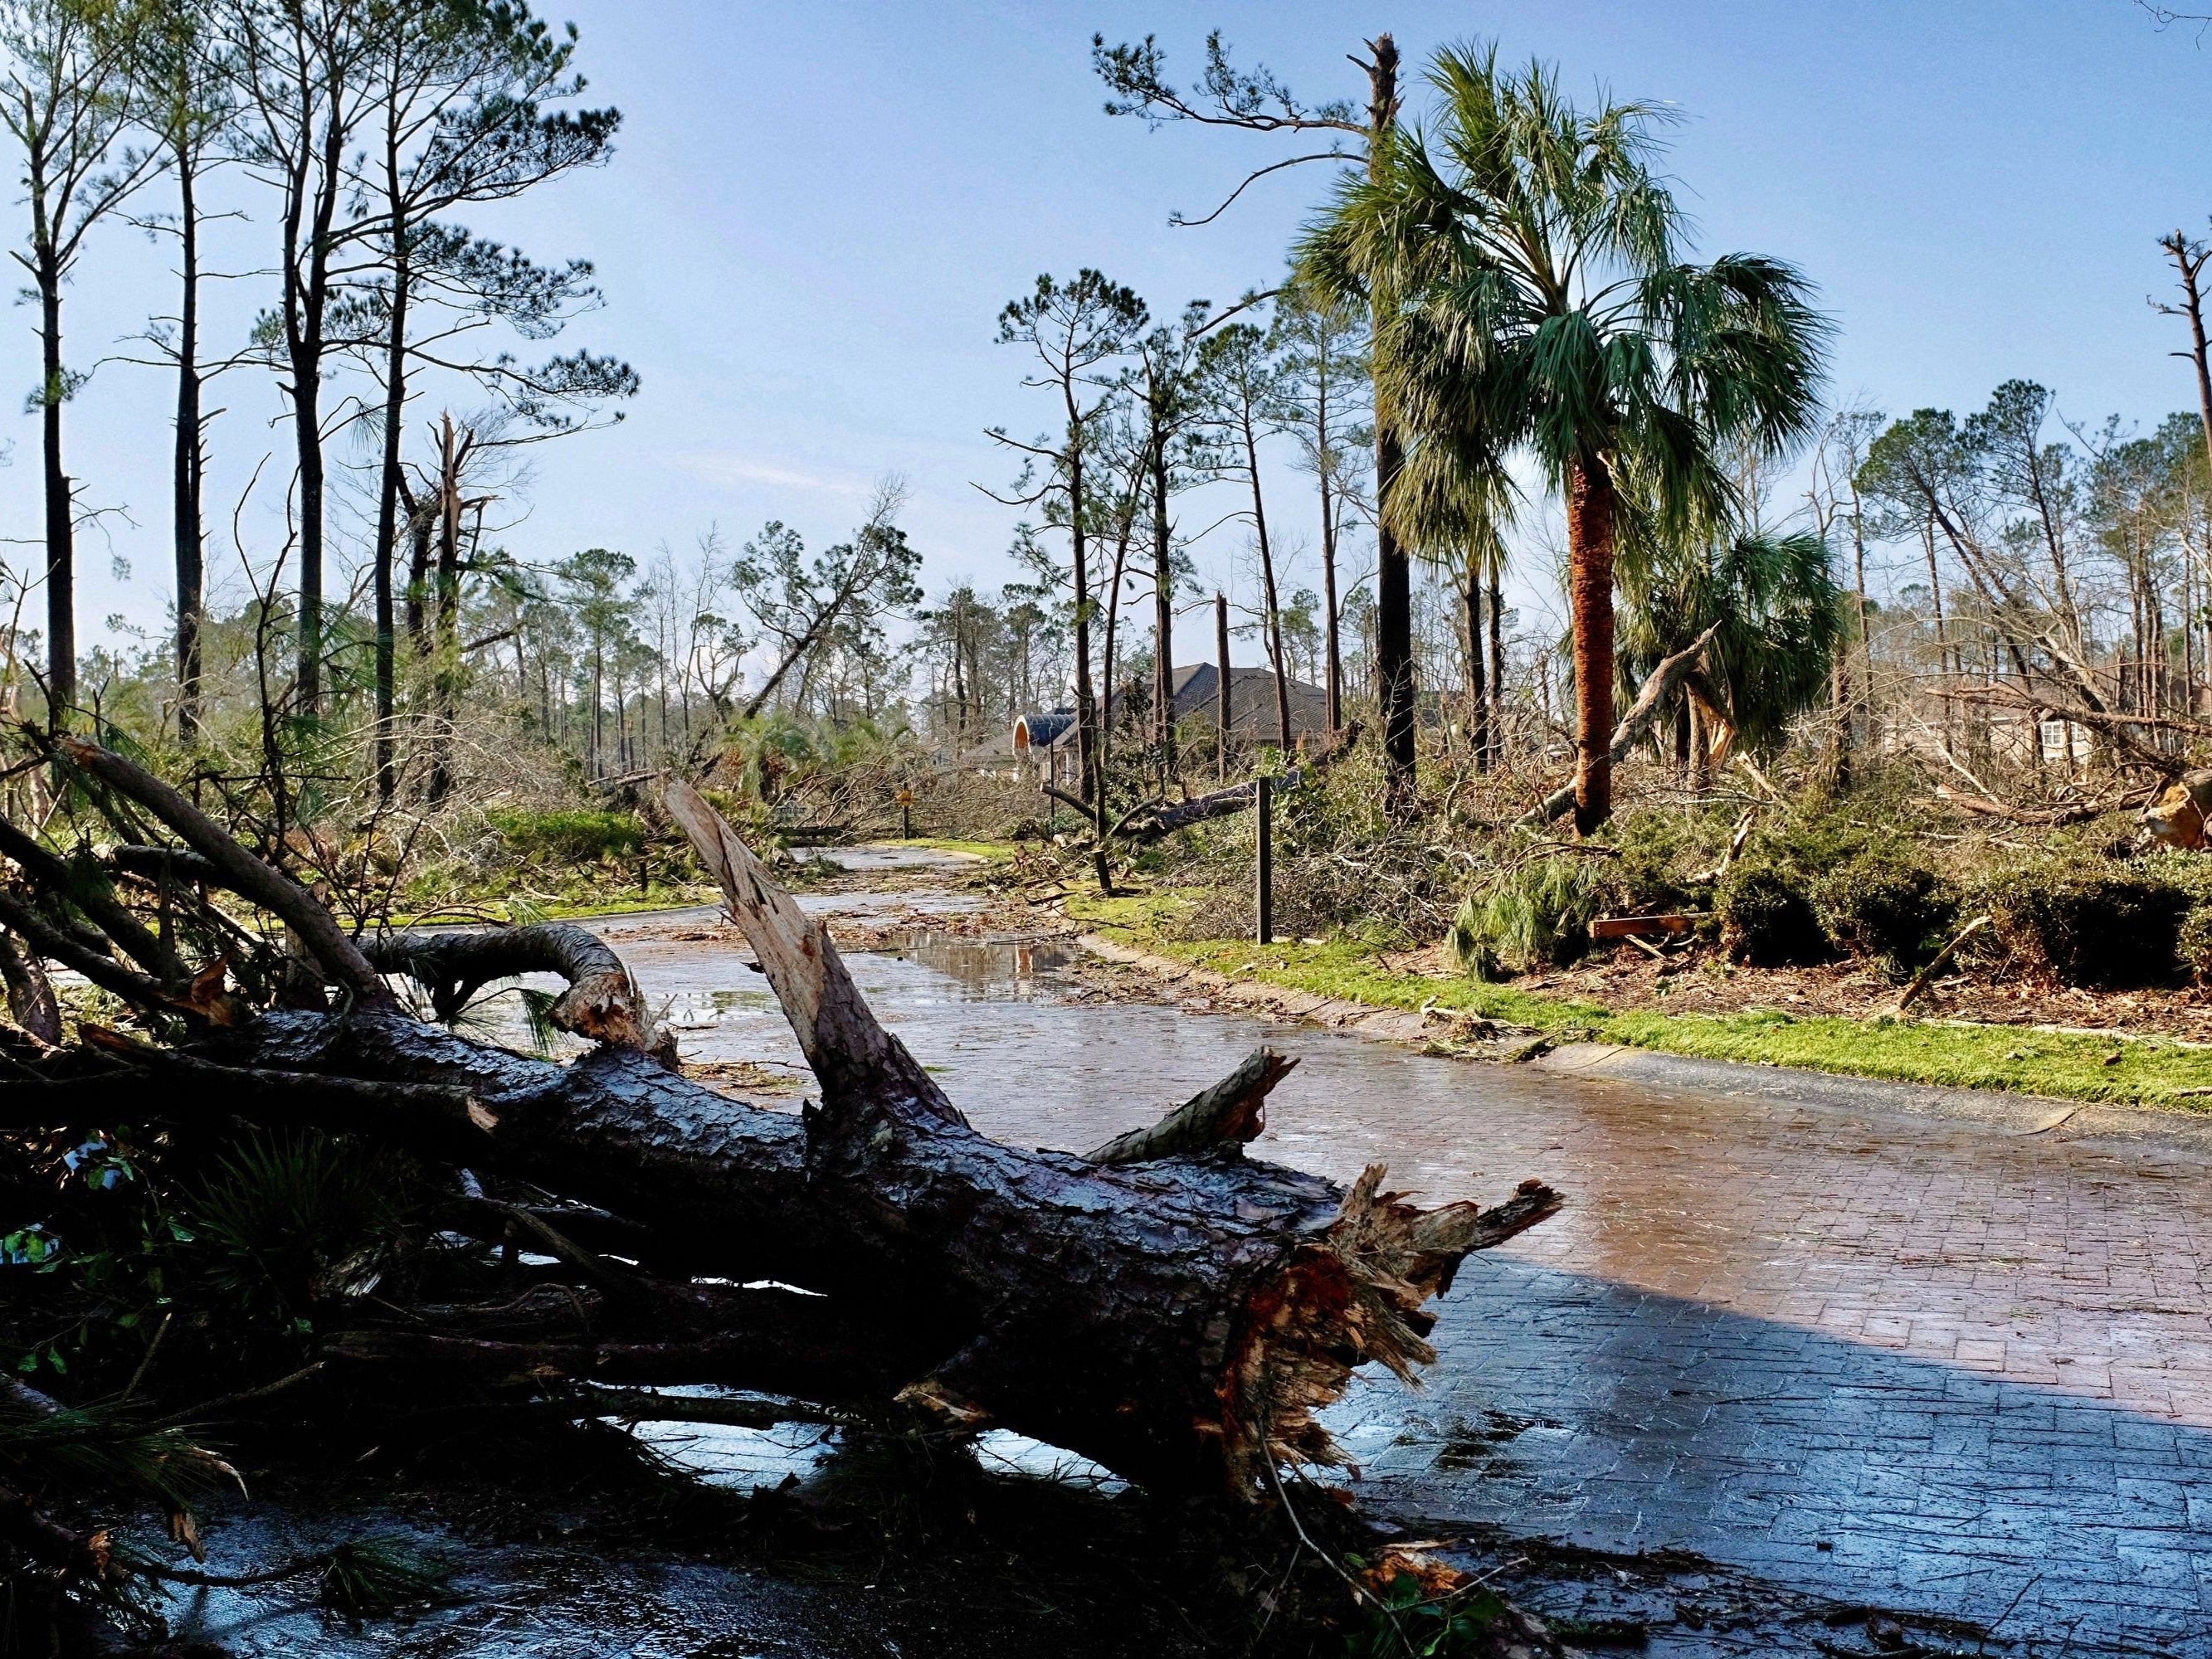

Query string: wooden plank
[1591,913,1698,941]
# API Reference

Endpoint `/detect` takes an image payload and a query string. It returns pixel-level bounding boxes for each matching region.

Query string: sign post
[897,789,914,840]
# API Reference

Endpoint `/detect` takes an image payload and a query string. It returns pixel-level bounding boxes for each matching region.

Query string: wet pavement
[587,903,2212,1657]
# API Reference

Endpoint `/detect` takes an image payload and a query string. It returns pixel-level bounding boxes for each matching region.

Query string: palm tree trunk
[1566,456,1616,832]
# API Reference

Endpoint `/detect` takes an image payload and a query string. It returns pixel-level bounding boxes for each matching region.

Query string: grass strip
[1066,893,2212,1112]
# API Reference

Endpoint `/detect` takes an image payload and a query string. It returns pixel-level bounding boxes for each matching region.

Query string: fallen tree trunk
[1115,722,1365,844]
[662,776,1559,1489]
[363,922,665,1053]
[0,742,1561,1505]
[1932,783,2136,827]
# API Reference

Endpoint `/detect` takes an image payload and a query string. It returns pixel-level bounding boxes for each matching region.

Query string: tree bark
[660,779,1557,1491]
[371,175,410,801]
[2177,237,2212,642]
[1152,438,1177,778]
[1365,36,1414,802]
[285,68,347,722]
[39,251,74,724]
[1488,562,1505,765]
[1464,561,1488,772]
[173,152,205,747]
[1566,455,1617,832]
[1242,416,1293,750]
[1214,591,1233,780]
[1068,397,1098,810]
[426,418,464,804]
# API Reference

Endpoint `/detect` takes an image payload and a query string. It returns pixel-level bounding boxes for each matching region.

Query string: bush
[1447,853,1618,980]
[1813,854,1959,978]
[1717,860,1829,966]
[1976,860,2190,988]
[191,1131,417,1328]
[2180,904,2212,985]
[487,808,644,865]
[1611,806,1728,912]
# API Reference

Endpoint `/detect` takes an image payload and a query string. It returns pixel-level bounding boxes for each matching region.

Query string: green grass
[886,837,1016,861]
[1066,894,2212,1113]
[396,885,719,927]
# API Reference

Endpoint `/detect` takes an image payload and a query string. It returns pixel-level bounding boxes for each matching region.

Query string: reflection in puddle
[660,985,775,1029]
[627,1389,1123,1496]
[884,928,1072,989]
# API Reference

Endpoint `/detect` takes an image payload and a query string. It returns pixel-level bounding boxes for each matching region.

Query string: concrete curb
[1074,932,1448,1044]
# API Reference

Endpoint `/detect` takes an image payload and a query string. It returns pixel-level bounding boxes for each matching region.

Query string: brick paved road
[603,918,2212,1655]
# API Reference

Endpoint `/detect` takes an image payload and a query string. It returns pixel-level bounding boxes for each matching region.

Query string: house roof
[1008,668,1331,757]
[1167,664,1331,736]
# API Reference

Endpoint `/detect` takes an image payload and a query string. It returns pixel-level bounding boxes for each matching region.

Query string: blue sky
[12,0,2212,663]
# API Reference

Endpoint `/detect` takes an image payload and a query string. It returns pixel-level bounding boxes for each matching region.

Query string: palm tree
[1616,528,1844,786]
[1300,44,1829,830]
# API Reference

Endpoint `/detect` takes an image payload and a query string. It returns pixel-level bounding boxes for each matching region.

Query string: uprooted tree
[0,738,1559,1652]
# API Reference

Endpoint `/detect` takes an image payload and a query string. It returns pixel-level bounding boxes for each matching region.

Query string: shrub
[487,808,644,865]
[2180,904,2212,985]
[1813,854,1959,978]
[191,1131,417,1327]
[1447,853,1618,980]
[1717,859,1829,966]
[1976,860,2189,988]
[1612,806,1728,912]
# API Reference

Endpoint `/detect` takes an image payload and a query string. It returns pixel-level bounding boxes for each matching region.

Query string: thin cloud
[673,453,873,497]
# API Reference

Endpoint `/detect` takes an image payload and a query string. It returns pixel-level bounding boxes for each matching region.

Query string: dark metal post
[1255,774,1273,946]
[1216,591,1232,782]
[902,801,912,839]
